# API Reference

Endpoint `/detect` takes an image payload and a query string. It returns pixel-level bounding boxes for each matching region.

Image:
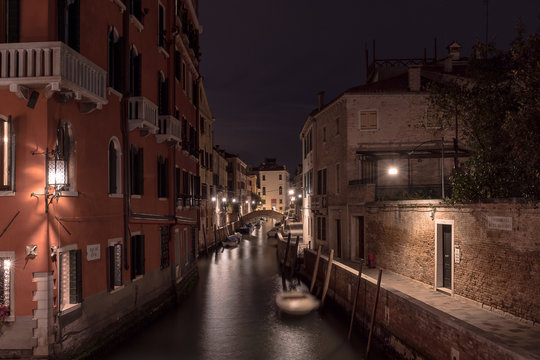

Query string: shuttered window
[108,141,117,194]
[0,0,19,43]
[130,145,144,195]
[107,243,122,290]
[130,49,142,96]
[157,155,168,198]
[1,115,13,191]
[108,28,122,91]
[359,110,378,130]
[58,0,80,51]
[131,235,145,279]
[160,227,170,269]
[0,257,12,314]
[59,249,82,310]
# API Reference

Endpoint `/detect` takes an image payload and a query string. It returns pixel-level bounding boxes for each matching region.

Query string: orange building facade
[0,0,202,357]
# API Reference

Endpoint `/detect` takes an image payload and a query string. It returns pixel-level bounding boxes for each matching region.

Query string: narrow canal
[103,221,387,360]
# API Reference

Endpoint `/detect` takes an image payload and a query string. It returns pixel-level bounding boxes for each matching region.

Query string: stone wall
[365,201,540,323]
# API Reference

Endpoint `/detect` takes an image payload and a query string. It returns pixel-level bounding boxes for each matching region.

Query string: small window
[1,115,14,192]
[131,235,145,279]
[59,248,82,311]
[279,199,282,204]
[279,186,282,195]
[262,187,266,195]
[262,175,265,181]
[107,241,122,290]
[108,138,121,195]
[322,127,326,142]
[279,174,282,180]
[359,110,378,130]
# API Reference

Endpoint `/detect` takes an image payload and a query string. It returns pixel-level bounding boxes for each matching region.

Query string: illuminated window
[0,115,14,192]
[359,110,378,130]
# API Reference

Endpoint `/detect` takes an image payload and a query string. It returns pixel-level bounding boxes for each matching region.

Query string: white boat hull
[275,291,320,315]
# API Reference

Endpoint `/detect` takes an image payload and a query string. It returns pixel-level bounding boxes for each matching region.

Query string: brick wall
[304,250,534,360]
[365,201,540,323]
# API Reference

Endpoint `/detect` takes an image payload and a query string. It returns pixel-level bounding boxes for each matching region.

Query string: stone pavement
[358,266,540,360]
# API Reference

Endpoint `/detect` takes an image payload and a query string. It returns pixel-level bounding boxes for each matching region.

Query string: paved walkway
[356,266,540,360]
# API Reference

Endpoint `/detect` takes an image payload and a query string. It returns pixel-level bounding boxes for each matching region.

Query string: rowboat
[275,291,320,315]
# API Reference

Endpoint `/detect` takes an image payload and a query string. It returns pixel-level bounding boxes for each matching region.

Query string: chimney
[317,91,325,111]
[408,65,421,92]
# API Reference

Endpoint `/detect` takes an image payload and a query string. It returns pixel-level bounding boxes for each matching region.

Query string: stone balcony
[0,42,107,112]
[127,96,159,133]
[156,115,181,144]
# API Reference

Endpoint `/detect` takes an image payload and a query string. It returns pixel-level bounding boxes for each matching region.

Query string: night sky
[199,0,539,174]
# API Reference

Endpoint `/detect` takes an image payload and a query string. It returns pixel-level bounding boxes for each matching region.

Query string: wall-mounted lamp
[388,167,398,175]
[211,197,216,202]
[31,148,68,213]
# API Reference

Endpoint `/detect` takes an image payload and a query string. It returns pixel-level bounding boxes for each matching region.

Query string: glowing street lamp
[388,167,398,175]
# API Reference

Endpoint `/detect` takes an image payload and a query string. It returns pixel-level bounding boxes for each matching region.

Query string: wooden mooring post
[347,261,363,341]
[365,269,383,360]
[282,233,292,274]
[320,249,334,307]
[309,245,322,294]
[290,235,300,277]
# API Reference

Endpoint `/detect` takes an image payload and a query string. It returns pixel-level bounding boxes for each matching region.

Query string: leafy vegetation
[426,25,539,203]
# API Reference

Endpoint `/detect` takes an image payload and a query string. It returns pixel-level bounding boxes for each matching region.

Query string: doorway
[436,221,453,291]
[353,216,365,260]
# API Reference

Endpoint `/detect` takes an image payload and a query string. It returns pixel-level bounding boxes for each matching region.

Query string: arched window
[0,115,14,192]
[108,137,122,194]
[108,27,122,91]
[129,45,142,96]
[56,120,76,192]
[157,71,168,115]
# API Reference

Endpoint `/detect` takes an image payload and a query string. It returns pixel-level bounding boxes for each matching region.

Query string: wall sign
[87,244,101,261]
[487,216,512,231]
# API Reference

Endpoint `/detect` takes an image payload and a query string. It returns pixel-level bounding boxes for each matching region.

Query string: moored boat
[275,291,320,315]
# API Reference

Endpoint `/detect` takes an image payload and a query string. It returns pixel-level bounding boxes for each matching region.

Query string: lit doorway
[435,221,454,292]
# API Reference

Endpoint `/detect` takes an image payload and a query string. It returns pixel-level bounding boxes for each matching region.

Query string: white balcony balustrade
[156,115,181,144]
[0,42,107,109]
[127,97,159,133]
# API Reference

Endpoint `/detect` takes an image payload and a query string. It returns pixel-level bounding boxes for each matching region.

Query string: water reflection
[103,221,366,360]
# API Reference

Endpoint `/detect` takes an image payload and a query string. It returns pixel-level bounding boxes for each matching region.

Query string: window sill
[131,195,142,199]
[107,87,123,100]
[59,191,79,197]
[158,197,168,201]
[129,15,144,32]
[132,275,144,282]
[109,285,125,294]
[109,193,124,198]
[0,191,15,197]
[158,46,170,58]
[59,303,81,315]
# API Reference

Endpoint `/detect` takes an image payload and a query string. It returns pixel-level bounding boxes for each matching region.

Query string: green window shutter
[138,148,144,195]
[69,250,82,304]
[139,236,145,275]
[130,236,136,279]
[75,249,82,303]
[114,244,122,286]
[107,246,115,290]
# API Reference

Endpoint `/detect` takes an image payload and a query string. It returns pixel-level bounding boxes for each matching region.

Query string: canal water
[103,221,386,360]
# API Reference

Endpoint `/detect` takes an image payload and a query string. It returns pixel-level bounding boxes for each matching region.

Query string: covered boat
[222,233,241,247]
[275,291,320,315]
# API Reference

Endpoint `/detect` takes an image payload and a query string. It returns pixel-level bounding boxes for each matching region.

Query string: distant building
[255,158,289,213]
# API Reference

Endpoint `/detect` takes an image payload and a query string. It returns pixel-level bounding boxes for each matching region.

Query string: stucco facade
[0,1,202,357]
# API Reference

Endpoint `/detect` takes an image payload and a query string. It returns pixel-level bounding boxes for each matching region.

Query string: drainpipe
[121,1,131,270]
